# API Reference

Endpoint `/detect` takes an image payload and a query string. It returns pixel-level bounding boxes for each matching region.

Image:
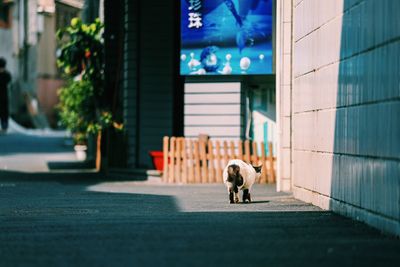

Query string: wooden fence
[162,136,276,184]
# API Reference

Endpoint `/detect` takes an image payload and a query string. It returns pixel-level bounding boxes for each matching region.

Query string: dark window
[0,2,12,29]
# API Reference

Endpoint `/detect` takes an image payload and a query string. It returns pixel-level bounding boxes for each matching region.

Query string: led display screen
[180,0,273,75]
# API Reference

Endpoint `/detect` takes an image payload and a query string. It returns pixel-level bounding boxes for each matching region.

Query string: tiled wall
[277,0,293,192]
[289,0,400,235]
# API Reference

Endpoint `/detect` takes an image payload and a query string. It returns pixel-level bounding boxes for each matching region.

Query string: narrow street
[0,121,83,173]
[1,0,399,266]
[0,130,399,267]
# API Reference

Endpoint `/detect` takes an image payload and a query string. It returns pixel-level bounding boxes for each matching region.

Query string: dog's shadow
[238,200,270,204]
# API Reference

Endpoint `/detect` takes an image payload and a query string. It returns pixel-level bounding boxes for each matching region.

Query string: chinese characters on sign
[188,0,202,29]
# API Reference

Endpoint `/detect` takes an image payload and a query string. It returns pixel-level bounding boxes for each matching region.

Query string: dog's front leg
[233,186,239,203]
[243,189,251,203]
[228,187,239,204]
[229,190,234,204]
[234,192,240,203]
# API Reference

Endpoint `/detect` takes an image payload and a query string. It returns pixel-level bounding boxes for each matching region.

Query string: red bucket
[149,151,164,171]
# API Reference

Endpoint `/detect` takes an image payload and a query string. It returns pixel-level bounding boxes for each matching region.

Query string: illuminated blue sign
[180,0,273,75]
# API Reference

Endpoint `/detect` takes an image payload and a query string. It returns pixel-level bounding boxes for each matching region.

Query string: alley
[0,124,400,266]
[1,0,400,266]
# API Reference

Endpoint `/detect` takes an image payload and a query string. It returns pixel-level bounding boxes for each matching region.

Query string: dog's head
[227,164,243,193]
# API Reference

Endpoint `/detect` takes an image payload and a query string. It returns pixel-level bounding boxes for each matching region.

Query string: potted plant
[149,151,164,171]
[56,18,122,169]
[73,132,88,161]
[57,79,95,161]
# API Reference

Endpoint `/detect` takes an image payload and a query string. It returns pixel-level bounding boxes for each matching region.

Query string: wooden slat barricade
[163,136,276,184]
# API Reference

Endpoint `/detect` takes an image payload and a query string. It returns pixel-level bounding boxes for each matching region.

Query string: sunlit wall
[282,0,400,235]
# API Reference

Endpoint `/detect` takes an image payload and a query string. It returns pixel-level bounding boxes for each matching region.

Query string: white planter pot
[74,145,88,161]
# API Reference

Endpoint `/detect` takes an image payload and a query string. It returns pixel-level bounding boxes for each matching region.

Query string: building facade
[37,0,83,127]
[276,0,400,235]
[104,0,277,172]
[0,0,83,127]
[0,0,38,121]
[104,0,399,235]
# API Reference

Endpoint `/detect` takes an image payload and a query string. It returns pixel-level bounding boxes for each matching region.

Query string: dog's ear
[253,165,262,173]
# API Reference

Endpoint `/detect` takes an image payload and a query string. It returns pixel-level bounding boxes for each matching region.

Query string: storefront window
[249,86,276,156]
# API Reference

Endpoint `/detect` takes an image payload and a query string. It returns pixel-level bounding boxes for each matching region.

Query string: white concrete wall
[184,82,243,141]
[281,0,400,235]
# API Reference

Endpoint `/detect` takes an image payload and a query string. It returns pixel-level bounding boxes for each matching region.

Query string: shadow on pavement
[0,171,400,266]
[47,160,95,170]
[0,170,102,183]
[0,133,72,155]
[240,200,270,204]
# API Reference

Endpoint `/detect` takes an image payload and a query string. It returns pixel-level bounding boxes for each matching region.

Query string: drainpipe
[275,0,282,192]
[23,0,28,82]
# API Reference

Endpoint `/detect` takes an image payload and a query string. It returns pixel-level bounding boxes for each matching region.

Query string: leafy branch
[56,18,122,145]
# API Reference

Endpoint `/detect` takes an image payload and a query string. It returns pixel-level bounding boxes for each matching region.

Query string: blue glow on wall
[180,0,273,76]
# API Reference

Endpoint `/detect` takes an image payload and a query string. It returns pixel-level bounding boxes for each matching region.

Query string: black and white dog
[223,159,262,204]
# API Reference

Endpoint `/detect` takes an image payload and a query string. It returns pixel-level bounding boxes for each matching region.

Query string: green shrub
[56,18,122,145]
